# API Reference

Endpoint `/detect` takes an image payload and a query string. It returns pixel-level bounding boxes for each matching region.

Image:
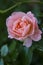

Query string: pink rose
[6,11,42,47]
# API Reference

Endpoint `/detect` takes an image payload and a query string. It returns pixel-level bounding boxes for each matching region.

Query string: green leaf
[1,45,8,56]
[0,2,22,14]
[4,40,22,64]
[18,47,33,65]
[0,0,30,13]
[9,40,17,53]
[31,49,43,65]
[37,39,43,52]
[0,59,4,65]
[32,38,43,52]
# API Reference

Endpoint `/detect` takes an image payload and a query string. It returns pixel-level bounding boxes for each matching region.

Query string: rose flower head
[6,11,42,47]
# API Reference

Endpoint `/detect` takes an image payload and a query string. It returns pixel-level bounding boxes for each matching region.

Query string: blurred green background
[0,0,43,65]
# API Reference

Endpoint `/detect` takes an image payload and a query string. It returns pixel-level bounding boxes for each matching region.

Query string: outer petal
[23,38,32,47]
[8,35,14,39]
[30,29,42,41]
[27,11,34,18]
[31,34,41,41]
[27,11,38,23]
[12,12,26,16]
[30,18,42,41]
[6,16,14,28]
[38,29,42,34]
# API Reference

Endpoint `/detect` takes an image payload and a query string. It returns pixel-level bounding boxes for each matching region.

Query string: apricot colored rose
[6,12,42,47]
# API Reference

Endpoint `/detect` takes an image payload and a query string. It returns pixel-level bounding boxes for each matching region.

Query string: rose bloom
[6,11,42,47]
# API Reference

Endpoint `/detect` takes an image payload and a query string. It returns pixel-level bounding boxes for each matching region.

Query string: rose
[6,11,42,47]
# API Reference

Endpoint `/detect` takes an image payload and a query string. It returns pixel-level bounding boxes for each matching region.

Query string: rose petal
[31,33,41,41]
[27,11,38,23]
[6,16,13,28]
[23,38,32,47]
[8,35,14,39]
[22,24,31,36]
[6,12,25,28]
[30,22,42,41]
[27,11,34,18]
[12,11,25,14]
[38,30,42,34]
[21,16,35,35]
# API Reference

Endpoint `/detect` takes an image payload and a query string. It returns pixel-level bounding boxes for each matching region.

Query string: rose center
[12,18,32,37]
